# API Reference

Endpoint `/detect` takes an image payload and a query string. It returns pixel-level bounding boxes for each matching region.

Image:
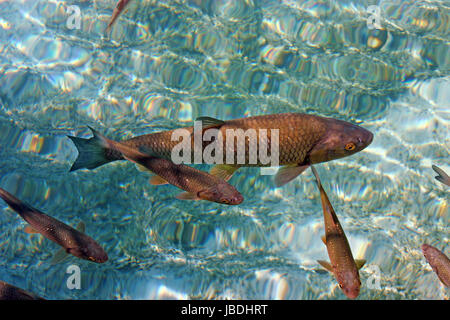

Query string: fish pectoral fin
[321,235,327,245]
[274,165,309,187]
[355,259,366,270]
[136,163,152,173]
[175,192,199,201]
[149,175,169,186]
[76,221,86,233]
[210,164,238,182]
[50,248,69,265]
[24,225,39,234]
[317,260,333,273]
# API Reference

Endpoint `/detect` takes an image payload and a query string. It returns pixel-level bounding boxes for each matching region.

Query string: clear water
[0,0,448,300]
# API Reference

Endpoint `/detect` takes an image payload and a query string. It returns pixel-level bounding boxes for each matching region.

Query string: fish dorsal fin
[50,248,69,265]
[274,165,309,187]
[321,235,327,245]
[24,225,39,234]
[317,260,333,273]
[355,259,366,270]
[149,175,169,186]
[76,221,86,233]
[196,116,225,129]
[210,164,238,182]
[176,192,199,200]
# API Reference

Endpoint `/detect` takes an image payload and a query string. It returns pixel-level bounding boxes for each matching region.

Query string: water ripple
[0,0,449,300]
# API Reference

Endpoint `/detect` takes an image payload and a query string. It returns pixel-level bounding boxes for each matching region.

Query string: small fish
[421,244,450,287]
[106,0,131,33]
[0,188,108,263]
[432,165,450,187]
[68,113,373,187]
[311,166,366,299]
[0,281,44,300]
[82,127,243,205]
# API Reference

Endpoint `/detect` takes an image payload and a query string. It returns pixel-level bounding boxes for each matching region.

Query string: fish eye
[345,142,356,151]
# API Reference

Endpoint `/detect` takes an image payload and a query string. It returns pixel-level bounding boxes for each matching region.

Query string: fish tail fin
[67,127,115,171]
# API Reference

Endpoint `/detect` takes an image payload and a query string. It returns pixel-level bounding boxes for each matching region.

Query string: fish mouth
[217,193,244,205]
[231,194,244,205]
[358,127,374,150]
[88,254,108,263]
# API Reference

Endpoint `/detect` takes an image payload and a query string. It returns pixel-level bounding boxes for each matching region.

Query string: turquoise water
[0,0,448,300]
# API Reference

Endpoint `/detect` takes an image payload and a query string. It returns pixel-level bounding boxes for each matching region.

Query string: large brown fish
[106,0,132,33]
[86,127,243,205]
[0,281,44,300]
[68,113,373,186]
[0,188,108,263]
[311,166,366,299]
[422,243,450,287]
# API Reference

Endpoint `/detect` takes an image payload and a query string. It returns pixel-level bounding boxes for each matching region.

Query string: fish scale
[422,244,450,287]
[117,113,328,166]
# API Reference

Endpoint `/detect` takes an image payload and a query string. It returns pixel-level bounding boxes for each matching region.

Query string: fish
[83,127,243,205]
[421,244,450,287]
[432,165,450,187]
[68,113,373,187]
[106,0,131,33]
[0,188,108,263]
[311,166,366,299]
[0,281,45,300]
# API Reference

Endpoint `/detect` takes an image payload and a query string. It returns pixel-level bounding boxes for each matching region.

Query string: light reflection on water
[0,0,449,300]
